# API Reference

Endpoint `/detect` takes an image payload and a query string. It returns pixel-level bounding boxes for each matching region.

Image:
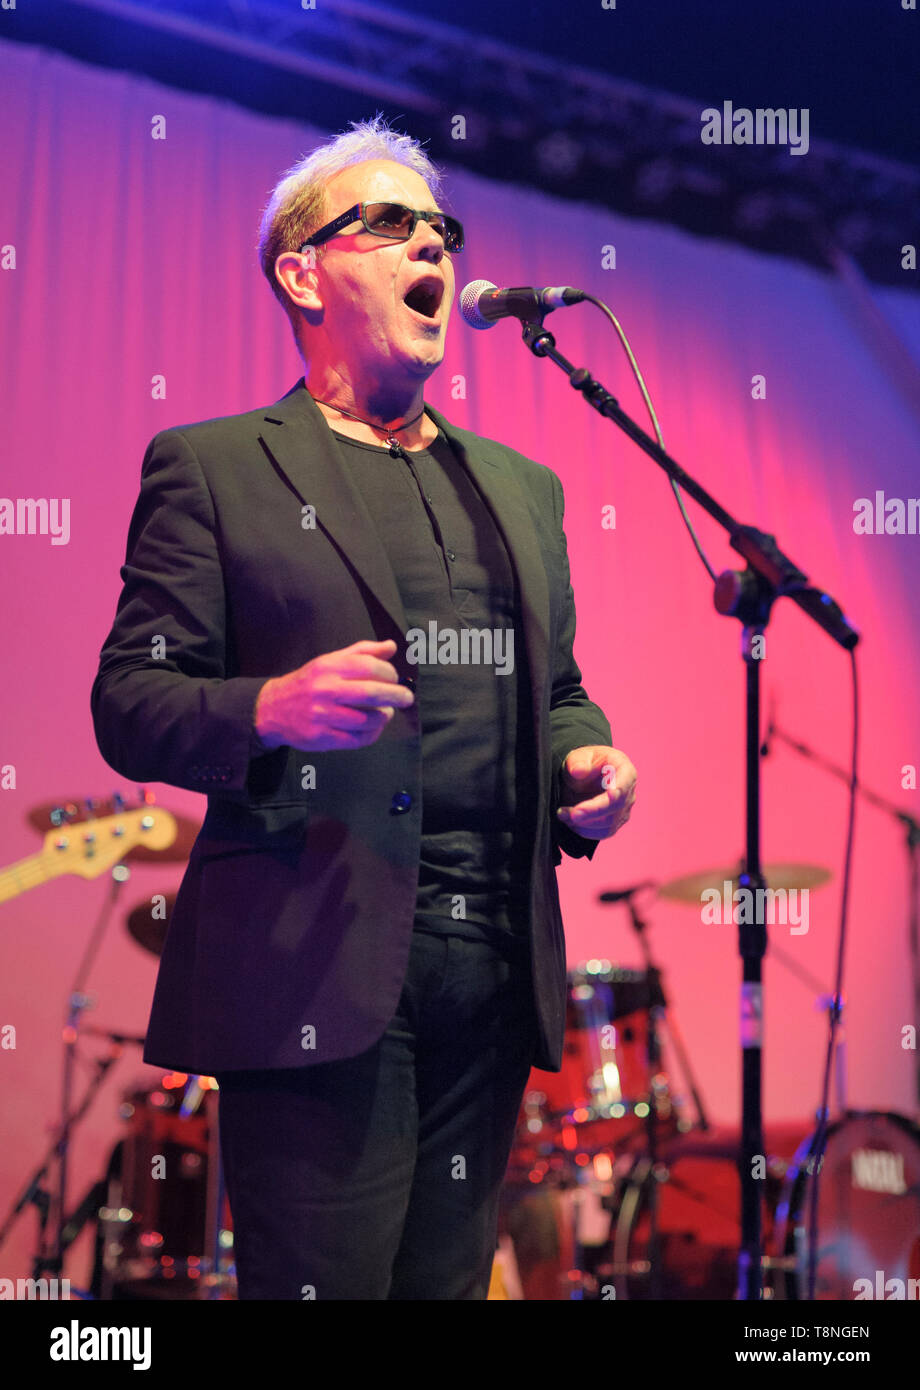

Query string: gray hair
[257,113,446,340]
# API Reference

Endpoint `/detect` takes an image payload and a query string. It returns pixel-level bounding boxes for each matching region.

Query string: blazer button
[390,790,412,814]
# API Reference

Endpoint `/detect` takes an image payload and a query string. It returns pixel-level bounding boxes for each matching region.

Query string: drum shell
[93,1084,227,1298]
[775,1110,920,1301]
[518,964,673,1155]
[609,1127,794,1300]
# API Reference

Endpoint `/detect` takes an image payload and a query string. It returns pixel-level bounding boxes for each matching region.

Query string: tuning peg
[112,790,125,812]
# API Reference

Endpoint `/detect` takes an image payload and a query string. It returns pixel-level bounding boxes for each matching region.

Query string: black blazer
[91,379,612,1074]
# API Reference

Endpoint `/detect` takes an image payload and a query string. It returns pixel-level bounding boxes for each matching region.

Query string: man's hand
[556,745,637,841]
[253,638,415,752]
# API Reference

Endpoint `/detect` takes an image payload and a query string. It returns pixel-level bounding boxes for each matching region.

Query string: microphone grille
[459,279,498,330]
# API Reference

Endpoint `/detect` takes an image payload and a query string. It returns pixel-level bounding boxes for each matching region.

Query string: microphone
[459,279,585,330]
[598,881,654,903]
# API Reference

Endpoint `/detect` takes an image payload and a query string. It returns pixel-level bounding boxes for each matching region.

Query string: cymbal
[658,862,831,904]
[126,893,176,957]
[27,797,200,862]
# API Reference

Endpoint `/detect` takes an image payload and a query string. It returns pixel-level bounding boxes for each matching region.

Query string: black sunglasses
[299,201,464,254]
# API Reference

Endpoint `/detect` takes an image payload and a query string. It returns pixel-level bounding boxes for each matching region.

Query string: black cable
[805,646,859,1299]
[582,293,718,583]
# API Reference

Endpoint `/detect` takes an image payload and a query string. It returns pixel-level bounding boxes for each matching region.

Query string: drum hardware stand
[201,1101,234,1299]
[624,893,666,1299]
[0,1039,123,1298]
[816,992,848,1117]
[765,950,850,1116]
[762,952,851,1296]
[768,720,920,1119]
[0,861,132,1295]
[594,885,715,1297]
[630,890,712,1299]
[515,307,859,1299]
[622,890,711,1135]
[58,860,132,1286]
[564,1186,588,1299]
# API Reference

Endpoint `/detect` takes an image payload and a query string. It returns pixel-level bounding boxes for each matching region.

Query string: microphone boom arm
[519,318,858,651]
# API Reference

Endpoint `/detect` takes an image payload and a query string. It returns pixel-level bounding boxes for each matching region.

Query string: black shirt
[330,419,537,953]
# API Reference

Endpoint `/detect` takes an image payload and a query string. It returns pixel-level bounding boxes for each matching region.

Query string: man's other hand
[556,745,637,841]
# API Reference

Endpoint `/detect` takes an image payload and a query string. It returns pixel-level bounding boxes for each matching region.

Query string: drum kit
[494,865,920,1301]
[3,779,919,1302]
[0,793,236,1300]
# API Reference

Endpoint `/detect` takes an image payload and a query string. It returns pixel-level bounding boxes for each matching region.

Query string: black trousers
[215,928,538,1299]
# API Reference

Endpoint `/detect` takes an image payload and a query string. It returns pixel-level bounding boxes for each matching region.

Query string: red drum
[500,1125,798,1300]
[774,1111,920,1300]
[516,963,676,1160]
[606,1127,793,1300]
[92,1077,231,1299]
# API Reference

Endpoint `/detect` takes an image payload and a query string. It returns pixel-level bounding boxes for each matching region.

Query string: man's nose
[409,221,444,263]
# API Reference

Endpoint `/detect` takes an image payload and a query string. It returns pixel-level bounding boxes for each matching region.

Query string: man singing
[91,115,636,1300]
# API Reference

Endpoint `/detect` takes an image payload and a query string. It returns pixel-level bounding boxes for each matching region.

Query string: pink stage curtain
[2,37,919,1281]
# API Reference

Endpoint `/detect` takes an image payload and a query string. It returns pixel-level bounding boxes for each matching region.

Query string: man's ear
[274,250,323,313]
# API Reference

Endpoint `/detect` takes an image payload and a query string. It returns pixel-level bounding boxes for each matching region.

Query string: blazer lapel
[257,380,411,637]
[257,381,551,734]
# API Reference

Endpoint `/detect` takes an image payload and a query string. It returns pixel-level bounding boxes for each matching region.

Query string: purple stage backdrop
[1,38,919,1286]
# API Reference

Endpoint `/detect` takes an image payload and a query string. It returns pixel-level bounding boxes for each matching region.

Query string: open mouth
[403,279,444,320]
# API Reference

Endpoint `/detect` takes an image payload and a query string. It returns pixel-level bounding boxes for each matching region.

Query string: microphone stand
[515,310,859,1299]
